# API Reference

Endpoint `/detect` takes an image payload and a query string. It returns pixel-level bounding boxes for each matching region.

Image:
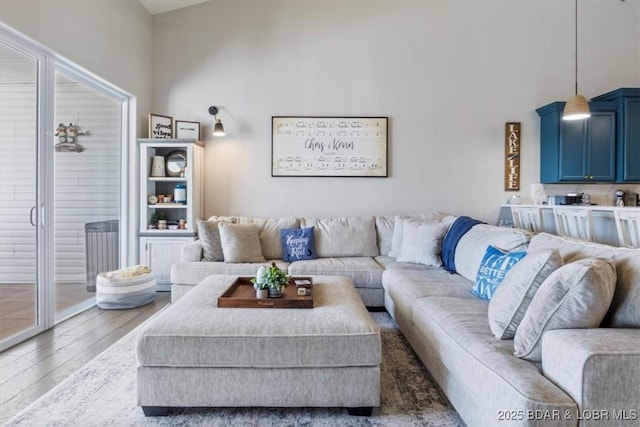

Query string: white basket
[96,266,156,309]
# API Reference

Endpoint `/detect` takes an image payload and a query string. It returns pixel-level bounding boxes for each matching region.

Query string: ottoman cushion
[137,275,380,369]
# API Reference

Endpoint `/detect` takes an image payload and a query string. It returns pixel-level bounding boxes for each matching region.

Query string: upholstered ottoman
[136,275,381,416]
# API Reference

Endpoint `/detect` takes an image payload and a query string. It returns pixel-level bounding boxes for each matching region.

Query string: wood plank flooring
[0,292,171,424]
[0,283,96,340]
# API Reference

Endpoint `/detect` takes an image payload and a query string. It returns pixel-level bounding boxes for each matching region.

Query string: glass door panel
[0,42,40,342]
[53,71,122,320]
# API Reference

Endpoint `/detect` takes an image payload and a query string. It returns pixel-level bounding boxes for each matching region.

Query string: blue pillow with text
[472,245,526,300]
[281,227,317,262]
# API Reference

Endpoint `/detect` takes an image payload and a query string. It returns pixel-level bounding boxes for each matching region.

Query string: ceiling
[139,0,210,15]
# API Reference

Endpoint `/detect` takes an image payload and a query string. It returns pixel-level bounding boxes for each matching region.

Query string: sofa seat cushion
[528,233,640,328]
[137,275,380,369]
[288,257,383,289]
[382,268,476,301]
[411,297,576,416]
[375,255,429,271]
[170,261,290,286]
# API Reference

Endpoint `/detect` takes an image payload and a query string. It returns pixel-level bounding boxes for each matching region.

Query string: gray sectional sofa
[170,214,640,427]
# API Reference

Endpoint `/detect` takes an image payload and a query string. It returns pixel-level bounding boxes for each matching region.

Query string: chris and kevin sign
[272,117,388,177]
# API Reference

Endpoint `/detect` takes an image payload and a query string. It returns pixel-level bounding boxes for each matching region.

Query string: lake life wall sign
[505,122,521,191]
[272,116,388,177]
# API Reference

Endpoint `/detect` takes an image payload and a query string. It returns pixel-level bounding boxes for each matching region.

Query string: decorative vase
[268,287,282,298]
[151,156,165,177]
[256,289,268,299]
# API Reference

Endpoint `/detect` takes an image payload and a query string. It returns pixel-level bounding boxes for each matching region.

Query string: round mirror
[165,150,187,177]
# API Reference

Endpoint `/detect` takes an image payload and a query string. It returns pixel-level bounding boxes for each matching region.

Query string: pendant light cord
[574,0,578,96]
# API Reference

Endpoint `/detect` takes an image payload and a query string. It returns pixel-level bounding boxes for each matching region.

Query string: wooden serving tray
[217,277,313,309]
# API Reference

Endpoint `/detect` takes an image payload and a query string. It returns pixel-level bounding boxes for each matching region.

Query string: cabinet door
[559,121,588,181]
[140,237,190,290]
[558,111,615,182]
[587,112,616,181]
[620,98,640,182]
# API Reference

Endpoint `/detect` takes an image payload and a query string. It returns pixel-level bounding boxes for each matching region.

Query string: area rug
[3,312,465,426]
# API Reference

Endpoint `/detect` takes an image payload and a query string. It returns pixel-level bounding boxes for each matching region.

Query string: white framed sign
[175,120,200,140]
[272,116,388,177]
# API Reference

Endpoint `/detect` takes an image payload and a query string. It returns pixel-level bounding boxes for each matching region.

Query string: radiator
[84,220,119,292]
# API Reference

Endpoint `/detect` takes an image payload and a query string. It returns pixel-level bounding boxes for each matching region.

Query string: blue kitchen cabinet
[536,101,616,183]
[592,88,640,183]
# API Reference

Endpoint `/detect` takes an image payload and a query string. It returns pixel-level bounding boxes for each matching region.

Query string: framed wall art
[175,120,201,140]
[272,116,388,177]
[504,122,521,191]
[149,113,173,139]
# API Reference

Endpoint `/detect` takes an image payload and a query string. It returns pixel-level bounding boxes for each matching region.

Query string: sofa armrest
[181,240,203,262]
[542,329,640,424]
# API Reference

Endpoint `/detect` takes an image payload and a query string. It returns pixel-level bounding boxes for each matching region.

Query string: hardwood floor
[0,283,97,340]
[0,292,171,424]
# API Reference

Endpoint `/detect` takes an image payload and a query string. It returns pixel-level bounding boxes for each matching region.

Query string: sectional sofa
[170,214,640,426]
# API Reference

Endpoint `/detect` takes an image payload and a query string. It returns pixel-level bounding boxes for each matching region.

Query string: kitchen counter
[498,204,638,246]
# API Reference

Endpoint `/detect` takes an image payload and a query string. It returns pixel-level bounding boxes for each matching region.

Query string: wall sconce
[208,106,226,136]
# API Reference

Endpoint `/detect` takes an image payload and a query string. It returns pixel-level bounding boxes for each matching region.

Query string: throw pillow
[197,219,226,261]
[280,227,317,262]
[397,221,449,266]
[471,245,526,300]
[488,249,563,339]
[388,216,408,258]
[513,258,617,362]
[218,223,266,263]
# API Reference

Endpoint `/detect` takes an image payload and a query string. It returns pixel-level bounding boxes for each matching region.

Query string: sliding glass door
[0,24,132,350]
[53,70,123,320]
[0,41,42,344]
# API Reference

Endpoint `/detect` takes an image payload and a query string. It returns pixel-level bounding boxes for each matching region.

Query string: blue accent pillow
[281,227,317,262]
[472,245,526,300]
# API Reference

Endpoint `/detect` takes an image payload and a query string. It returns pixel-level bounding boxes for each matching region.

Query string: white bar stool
[614,209,640,248]
[510,206,544,233]
[553,207,594,242]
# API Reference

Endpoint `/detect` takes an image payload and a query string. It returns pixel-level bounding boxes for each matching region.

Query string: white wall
[0,0,153,135]
[152,0,640,223]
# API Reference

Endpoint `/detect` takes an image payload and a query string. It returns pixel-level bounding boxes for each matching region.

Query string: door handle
[30,206,36,227]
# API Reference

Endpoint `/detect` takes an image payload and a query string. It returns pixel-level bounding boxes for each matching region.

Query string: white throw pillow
[488,249,563,339]
[218,223,266,263]
[397,221,449,266]
[513,258,616,362]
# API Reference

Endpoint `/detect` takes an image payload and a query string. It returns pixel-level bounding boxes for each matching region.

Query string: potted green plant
[251,262,290,298]
[150,211,166,228]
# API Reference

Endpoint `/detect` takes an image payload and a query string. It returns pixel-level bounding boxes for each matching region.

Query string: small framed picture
[149,113,173,139]
[175,120,201,140]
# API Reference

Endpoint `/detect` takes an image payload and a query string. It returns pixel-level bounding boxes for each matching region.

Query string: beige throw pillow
[397,221,449,266]
[197,219,226,261]
[488,249,563,339]
[513,258,616,362]
[218,223,266,263]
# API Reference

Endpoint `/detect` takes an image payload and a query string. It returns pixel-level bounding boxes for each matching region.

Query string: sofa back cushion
[454,224,531,283]
[301,216,378,257]
[208,216,299,260]
[528,232,640,328]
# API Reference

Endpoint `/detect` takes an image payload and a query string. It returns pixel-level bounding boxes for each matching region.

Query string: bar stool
[614,209,640,248]
[553,207,594,242]
[510,206,544,233]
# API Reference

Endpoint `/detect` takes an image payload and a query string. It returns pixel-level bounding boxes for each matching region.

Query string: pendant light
[563,0,590,121]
